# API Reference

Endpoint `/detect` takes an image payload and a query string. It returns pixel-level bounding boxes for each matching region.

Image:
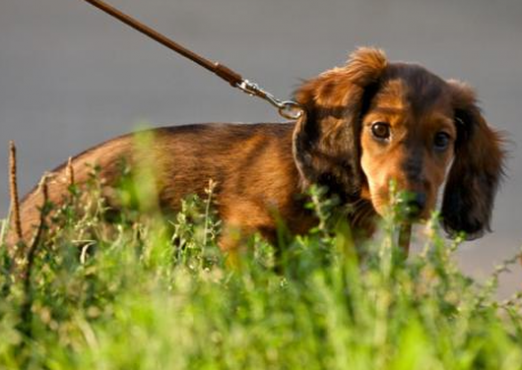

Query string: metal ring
[278,101,304,120]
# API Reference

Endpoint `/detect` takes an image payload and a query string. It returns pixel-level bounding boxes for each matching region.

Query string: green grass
[1,171,522,370]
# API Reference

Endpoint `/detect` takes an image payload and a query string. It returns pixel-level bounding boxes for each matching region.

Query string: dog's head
[293,47,504,239]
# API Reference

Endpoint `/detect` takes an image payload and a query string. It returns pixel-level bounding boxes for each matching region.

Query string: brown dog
[6,47,505,253]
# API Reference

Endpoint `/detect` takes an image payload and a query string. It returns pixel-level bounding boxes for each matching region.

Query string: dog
[6,47,505,254]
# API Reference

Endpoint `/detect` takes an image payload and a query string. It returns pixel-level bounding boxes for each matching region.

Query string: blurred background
[1,0,521,296]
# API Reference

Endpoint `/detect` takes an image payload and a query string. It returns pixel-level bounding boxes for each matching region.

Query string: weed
[0,168,521,369]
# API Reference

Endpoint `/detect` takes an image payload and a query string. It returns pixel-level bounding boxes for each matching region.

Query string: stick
[23,174,50,283]
[17,174,50,343]
[9,141,23,242]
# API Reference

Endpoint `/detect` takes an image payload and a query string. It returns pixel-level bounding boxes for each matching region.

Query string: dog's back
[7,122,309,249]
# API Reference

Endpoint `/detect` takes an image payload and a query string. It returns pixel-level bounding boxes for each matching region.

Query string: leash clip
[237,80,304,120]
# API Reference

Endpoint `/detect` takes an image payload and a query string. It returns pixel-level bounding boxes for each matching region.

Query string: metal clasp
[237,79,304,120]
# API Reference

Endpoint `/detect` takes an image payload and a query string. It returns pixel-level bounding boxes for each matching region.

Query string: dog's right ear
[292,47,387,200]
[441,80,505,239]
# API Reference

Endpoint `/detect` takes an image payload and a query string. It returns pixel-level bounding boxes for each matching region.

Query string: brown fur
[6,47,505,252]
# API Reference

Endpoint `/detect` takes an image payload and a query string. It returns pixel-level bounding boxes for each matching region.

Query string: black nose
[405,192,427,218]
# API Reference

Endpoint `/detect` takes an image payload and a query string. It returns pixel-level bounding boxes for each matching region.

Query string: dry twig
[9,141,22,242]
[23,174,50,282]
[17,174,50,342]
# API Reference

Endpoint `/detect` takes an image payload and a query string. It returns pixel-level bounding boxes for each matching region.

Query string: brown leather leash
[83,0,303,120]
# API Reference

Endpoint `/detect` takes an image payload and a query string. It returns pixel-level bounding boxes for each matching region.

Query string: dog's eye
[371,122,391,140]
[434,132,451,150]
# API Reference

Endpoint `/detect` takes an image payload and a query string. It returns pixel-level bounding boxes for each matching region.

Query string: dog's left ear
[441,80,505,239]
[292,47,387,200]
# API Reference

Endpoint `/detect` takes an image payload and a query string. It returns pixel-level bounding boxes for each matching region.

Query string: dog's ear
[441,80,505,239]
[292,47,387,200]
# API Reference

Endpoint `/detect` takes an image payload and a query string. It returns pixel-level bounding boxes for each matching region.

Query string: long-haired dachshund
[7,47,505,253]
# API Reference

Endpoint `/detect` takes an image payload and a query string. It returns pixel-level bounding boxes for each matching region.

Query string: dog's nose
[404,192,427,218]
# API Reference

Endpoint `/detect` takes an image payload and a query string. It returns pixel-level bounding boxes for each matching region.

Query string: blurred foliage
[0,164,521,370]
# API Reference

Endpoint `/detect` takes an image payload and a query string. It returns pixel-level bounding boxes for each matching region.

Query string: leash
[82,0,303,120]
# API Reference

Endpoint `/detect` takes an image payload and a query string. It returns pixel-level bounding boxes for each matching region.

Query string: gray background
[1,0,521,296]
